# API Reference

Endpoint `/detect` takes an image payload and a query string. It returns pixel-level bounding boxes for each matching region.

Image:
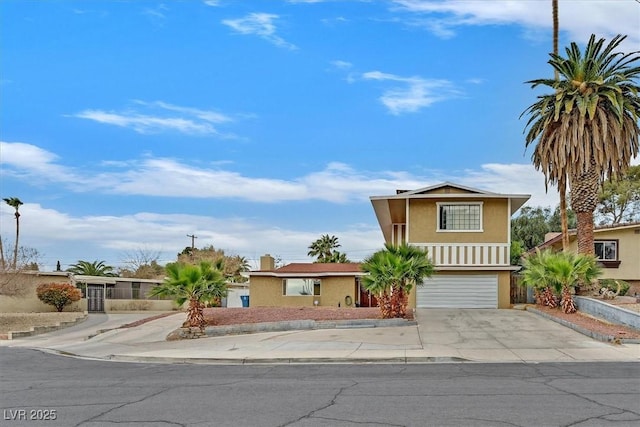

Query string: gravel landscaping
[1,300,638,342]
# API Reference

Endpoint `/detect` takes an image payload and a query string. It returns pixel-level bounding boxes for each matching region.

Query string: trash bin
[240,295,250,307]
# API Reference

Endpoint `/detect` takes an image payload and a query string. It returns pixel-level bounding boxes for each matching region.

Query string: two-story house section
[370,182,530,309]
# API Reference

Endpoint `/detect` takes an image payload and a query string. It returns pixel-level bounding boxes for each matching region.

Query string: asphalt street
[1,347,639,427]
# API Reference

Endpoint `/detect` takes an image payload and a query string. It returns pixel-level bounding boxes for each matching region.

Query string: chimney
[260,254,275,271]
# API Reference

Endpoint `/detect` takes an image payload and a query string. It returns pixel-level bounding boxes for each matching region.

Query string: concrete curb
[4,313,89,340]
[526,307,640,344]
[106,354,470,365]
[171,318,417,339]
[37,348,470,365]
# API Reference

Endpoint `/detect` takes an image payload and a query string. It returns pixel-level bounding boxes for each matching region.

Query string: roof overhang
[72,275,118,285]
[250,271,366,278]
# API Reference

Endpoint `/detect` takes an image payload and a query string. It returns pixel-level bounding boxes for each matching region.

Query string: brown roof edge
[528,221,640,253]
[275,262,362,274]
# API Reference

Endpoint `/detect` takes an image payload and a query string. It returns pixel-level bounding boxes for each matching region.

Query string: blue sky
[1,0,639,271]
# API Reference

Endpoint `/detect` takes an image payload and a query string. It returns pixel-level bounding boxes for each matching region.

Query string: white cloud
[390,0,640,48]
[71,101,236,136]
[3,142,559,208]
[0,201,384,269]
[203,0,221,6]
[331,60,353,70]
[222,13,298,50]
[362,70,460,114]
[3,143,582,270]
[0,141,83,185]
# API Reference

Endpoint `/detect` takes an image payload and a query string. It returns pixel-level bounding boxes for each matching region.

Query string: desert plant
[36,283,82,312]
[148,261,227,330]
[599,278,630,297]
[523,34,640,255]
[361,243,434,318]
[67,260,118,277]
[522,249,601,313]
[3,197,23,269]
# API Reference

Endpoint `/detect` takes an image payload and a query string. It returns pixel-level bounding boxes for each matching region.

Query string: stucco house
[249,255,372,308]
[370,182,530,309]
[250,182,530,309]
[0,271,174,313]
[533,221,640,294]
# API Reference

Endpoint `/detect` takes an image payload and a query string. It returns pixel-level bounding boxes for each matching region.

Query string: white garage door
[417,275,498,308]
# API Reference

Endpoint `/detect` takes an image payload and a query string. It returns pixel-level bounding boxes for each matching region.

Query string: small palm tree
[3,197,23,269]
[361,243,434,318]
[148,261,227,330]
[522,249,601,313]
[523,34,640,255]
[67,260,118,277]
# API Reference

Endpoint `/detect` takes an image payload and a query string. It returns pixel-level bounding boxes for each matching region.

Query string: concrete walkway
[1,309,638,364]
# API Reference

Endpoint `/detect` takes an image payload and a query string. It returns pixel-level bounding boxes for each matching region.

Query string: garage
[416,274,498,308]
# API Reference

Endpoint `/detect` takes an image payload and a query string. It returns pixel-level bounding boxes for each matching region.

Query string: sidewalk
[1,309,638,364]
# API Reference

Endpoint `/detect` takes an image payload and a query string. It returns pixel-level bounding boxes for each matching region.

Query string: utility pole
[187,234,198,251]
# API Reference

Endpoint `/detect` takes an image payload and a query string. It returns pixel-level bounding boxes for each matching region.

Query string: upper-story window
[594,240,617,261]
[437,202,483,232]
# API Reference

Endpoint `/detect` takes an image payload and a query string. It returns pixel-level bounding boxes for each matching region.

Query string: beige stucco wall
[0,273,83,313]
[406,270,512,309]
[407,198,509,244]
[0,273,178,313]
[594,228,640,282]
[547,228,640,283]
[106,299,177,311]
[250,276,359,307]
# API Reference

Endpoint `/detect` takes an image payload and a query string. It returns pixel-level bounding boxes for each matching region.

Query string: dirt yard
[203,307,384,326]
[0,312,85,335]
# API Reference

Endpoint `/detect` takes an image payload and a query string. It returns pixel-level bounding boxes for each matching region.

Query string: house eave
[370,193,530,215]
[250,272,366,278]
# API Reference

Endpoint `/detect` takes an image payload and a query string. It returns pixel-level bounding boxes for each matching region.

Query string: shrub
[36,283,82,312]
[598,279,630,297]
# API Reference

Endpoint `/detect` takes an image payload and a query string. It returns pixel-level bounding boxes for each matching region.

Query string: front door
[358,281,378,307]
[87,285,105,312]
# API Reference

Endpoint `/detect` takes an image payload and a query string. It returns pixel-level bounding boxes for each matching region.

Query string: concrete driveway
[1,309,638,363]
[416,308,639,362]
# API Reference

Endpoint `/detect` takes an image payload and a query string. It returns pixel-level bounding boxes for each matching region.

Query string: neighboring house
[533,222,640,293]
[0,271,79,313]
[0,271,175,313]
[370,182,530,309]
[72,275,173,312]
[249,255,372,308]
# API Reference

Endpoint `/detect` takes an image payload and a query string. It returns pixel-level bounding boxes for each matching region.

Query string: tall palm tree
[551,0,570,252]
[307,234,341,262]
[361,243,434,318]
[3,197,23,269]
[67,260,118,277]
[323,251,351,263]
[148,261,227,330]
[523,34,640,254]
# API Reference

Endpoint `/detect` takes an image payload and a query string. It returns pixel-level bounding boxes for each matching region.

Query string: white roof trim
[72,275,118,284]
[401,181,497,196]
